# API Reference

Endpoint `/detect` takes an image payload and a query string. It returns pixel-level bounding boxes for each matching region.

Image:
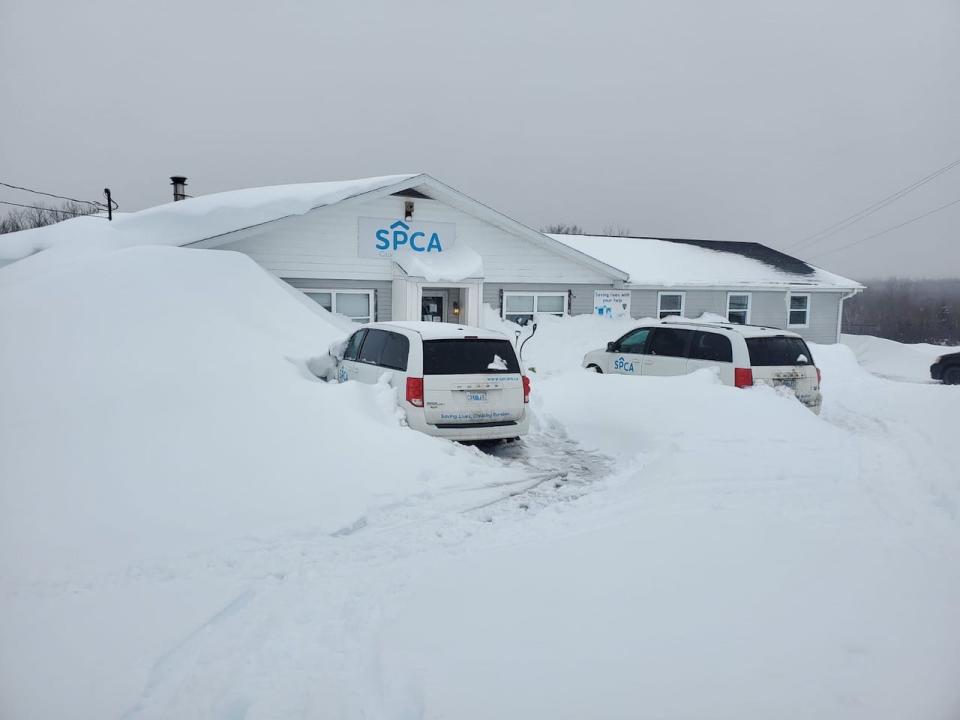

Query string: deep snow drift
[841,332,958,383]
[2,246,959,719]
[0,246,525,718]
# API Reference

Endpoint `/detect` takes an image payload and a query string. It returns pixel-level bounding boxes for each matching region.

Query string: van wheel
[587,364,603,373]
[944,365,960,385]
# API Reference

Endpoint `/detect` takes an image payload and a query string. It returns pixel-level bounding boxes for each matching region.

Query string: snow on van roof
[631,316,808,339]
[377,321,510,341]
[0,175,417,263]
[548,234,862,290]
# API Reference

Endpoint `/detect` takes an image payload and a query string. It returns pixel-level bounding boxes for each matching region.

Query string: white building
[0,173,863,342]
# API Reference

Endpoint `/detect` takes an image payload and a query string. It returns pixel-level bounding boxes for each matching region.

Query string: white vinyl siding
[657,291,685,319]
[502,291,568,325]
[727,292,751,325]
[214,194,616,284]
[788,293,811,328]
[303,289,374,323]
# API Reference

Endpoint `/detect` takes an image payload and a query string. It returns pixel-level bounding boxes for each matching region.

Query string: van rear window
[423,339,521,375]
[746,337,814,366]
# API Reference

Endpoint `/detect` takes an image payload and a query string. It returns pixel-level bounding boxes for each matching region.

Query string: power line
[0,199,106,217]
[0,181,105,209]
[786,156,960,252]
[807,196,960,259]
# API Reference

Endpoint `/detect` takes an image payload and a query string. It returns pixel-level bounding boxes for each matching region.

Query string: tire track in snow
[117,431,616,718]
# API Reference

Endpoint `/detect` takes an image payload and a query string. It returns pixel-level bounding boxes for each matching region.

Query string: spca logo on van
[358,217,456,258]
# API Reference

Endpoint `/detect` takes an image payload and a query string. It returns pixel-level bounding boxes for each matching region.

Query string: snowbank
[0,245,522,580]
[4,271,959,719]
[482,305,642,375]
[842,333,958,382]
[379,337,960,720]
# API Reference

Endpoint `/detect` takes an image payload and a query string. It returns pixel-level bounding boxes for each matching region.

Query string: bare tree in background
[0,201,99,234]
[601,224,632,237]
[541,223,633,236]
[541,223,585,235]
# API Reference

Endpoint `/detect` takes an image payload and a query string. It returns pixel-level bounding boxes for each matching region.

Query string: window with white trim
[502,292,567,326]
[787,293,810,327]
[303,289,374,323]
[657,291,685,319]
[727,293,751,325]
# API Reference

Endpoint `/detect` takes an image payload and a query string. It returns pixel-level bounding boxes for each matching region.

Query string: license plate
[466,392,488,402]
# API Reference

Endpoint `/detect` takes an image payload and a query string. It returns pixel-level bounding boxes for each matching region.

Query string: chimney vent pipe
[170,176,188,202]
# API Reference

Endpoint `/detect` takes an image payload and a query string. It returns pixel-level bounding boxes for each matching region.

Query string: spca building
[7,173,862,343]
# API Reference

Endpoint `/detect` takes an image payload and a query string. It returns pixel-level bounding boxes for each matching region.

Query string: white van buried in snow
[330,322,531,441]
[582,320,823,413]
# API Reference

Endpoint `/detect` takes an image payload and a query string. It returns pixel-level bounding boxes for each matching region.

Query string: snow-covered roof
[0,174,627,282]
[629,316,812,339]
[378,321,510,341]
[0,175,416,262]
[549,234,863,290]
[394,244,484,282]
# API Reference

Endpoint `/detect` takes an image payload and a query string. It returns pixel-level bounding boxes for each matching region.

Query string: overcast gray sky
[1,0,957,279]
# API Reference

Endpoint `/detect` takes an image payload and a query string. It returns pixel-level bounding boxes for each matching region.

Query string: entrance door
[421,294,445,322]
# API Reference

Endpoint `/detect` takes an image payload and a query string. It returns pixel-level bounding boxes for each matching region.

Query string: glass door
[421,294,445,322]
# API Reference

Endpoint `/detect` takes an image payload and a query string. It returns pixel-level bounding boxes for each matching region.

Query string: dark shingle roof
[655,237,816,276]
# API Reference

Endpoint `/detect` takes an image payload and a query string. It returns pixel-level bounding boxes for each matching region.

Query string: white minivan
[331,321,531,441]
[582,320,823,413]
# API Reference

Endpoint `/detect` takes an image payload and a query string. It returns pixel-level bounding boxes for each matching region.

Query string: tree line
[843,278,960,344]
[0,201,99,235]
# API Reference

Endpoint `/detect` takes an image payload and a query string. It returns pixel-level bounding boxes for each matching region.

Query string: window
[304,289,374,323]
[343,329,367,361]
[689,331,733,362]
[423,339,521,375]
[787,294,810,327]
[727,293,751,325]
[648,328,694,358]
[358,328,389,365]
[616,328,651,354]
[657,292,685,319]
[503,292,568,325]
[746,337,814,366]
[379,332,410,371]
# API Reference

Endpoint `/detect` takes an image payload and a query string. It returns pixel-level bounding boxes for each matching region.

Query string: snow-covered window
[787,294,810,328]
[657,292,685,319]
[503,292,567,325]
[304,289,374,323]
[727,293,751,325]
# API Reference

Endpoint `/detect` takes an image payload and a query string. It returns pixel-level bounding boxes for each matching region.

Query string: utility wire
[806,196,960,259]
[0,181,106,209]
[0,199,106,217]
[786,156,960,252]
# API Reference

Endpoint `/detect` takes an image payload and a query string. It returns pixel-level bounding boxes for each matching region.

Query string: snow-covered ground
[841,333,958,383]
[2,246,959,719]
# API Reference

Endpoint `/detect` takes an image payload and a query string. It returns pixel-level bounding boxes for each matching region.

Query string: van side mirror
[606,341,616,352]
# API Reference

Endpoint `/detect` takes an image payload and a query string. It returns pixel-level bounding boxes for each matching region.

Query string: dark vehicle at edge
[930,352,960,385]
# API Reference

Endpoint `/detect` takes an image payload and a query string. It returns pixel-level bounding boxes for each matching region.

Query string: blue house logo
[375,219,444,253]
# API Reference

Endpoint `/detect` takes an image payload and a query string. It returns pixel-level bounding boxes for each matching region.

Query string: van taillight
[734,368,754,388]
[406,377,424,407]
[522,375,531,403]
[816,367,822,385]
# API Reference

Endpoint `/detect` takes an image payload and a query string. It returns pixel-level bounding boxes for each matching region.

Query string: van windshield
[746,337,814,366]
[423,339,521,375]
